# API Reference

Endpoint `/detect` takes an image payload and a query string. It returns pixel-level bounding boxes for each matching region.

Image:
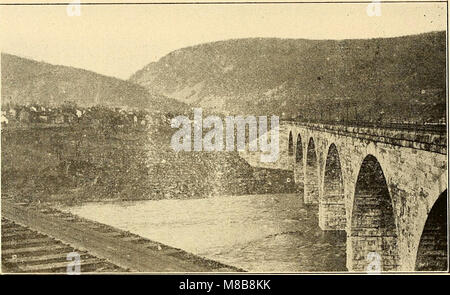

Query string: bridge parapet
[286,121,446,154]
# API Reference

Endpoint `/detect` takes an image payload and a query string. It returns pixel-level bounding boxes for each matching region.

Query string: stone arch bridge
[241,121,447,272]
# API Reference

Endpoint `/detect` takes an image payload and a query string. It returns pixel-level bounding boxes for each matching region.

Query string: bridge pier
[304,173,319,204]
[294,163,303,183]
[318,182,346,230]
[346,234,399,272]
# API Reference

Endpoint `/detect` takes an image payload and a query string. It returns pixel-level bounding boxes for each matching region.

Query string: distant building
[9,109,16,118]
[91,118,101,127]
[64,113,76,123]
[18,110,31,123]
[1,115,9,125]
[53,114,65,124]
[38,115,48,123]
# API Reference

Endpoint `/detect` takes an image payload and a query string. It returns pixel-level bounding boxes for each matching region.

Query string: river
[65,193,347,272]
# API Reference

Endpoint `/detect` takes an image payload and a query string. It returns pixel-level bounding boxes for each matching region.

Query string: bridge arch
[415,189,448,271]
[348,154,399,271]
[288,131,293,157]
[319,143,346,231]
[294,133,304,184]
[304,137,319,204]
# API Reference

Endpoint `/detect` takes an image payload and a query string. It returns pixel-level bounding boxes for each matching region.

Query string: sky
[0,2,447,79]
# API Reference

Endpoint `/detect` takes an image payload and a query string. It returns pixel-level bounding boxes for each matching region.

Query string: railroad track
[1,199,242,273]
[1,218,125,273]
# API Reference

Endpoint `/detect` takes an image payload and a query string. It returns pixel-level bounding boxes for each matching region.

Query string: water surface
[65,194,347,272]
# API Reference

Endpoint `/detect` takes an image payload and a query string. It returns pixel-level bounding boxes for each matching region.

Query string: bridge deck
[285,121,446,154]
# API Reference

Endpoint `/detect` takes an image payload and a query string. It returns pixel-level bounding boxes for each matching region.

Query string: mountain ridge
[1,53,188,114]
[130,31,446,122]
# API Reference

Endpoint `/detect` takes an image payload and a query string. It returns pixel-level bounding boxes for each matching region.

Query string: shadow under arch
[319,143,346,231]
[348,154,399,271]
[294,134,304,184]
[288,131,293,157]
[304,137,319,204]
[415,189,448,271]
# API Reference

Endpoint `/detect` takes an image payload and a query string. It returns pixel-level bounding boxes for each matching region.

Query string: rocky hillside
[1,121,297,205]
[1,53,188,114]
[130,31,446,123]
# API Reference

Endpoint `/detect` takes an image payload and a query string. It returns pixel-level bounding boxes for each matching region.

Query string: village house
[18,109,31,123]
[64,113,76,123]
[9,108,17,119]
[38,115,49,123]
[52,113,65,124]
[1,114,9,125]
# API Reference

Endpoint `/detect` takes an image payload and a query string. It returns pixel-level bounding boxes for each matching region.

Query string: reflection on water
[65,194,347,272]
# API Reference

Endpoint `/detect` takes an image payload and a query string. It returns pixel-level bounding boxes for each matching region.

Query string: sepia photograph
[0,0,447,276]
